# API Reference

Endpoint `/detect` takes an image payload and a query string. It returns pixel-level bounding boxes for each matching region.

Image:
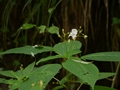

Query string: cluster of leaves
[19,23,59,35]
[0,29,118,90]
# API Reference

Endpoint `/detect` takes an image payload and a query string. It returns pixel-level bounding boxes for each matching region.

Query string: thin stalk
[53,77,67,88]
[111,62,120,88]
[77,83,83,90]
[47,0,62,27]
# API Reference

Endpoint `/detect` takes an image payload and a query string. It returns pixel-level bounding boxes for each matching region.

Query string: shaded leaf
[0,78,7,84]
[47,26,59,35]
[59,73,71,85]
[48,8,54,14]
[98,72,115,80]
[38,25,46,33]
[20,23,35,29]
[93,85,116,90]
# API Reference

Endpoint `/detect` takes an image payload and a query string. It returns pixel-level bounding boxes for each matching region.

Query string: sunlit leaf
[62,59,99,89]
[53,40,82,58]
[81,52,120,62]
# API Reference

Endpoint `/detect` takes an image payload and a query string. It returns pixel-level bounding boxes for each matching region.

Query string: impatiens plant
[0,24,118,90]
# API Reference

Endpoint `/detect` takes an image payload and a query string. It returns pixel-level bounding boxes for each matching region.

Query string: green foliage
[62,59,99,89]
[36,55,62,65]
[0,62,61,90]
[81,52,120,62]
[93,85,117,90]
[0,34,118,90]
[53,40,82,58]
[18,64,61,90]
[0,0,119,89]
[20,23,35,30]
[0,45,52,55]
[52,86,64,90]
[47,26,59,35]
[98,72,115,80]
[38,25,46,33]
[119,0,120,3]
[112,17,120,25]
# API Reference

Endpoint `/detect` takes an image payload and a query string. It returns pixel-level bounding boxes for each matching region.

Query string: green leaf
[0,70,23,80]
[47,26,59,35]
[81,52,120,62]
[62,59,99,89]
[20,23,35,29]
[98,72,115,80]
[48,8,54,14]
[0,45,52,55]
[0,78,7,84]
[38,25,46,33]
[12,60,21,66]
[53,40,82,58]
[93,85,116,90]
[13,70,24,80]
[8,79,23,90]
[0,70,15,78]
[112,17,120,25]
[23,62,35,76]
[19,64,61,90]
[36,55,62,65]
[59,73,70,85]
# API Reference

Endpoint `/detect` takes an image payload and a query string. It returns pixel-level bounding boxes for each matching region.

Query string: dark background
[0,0,120,90]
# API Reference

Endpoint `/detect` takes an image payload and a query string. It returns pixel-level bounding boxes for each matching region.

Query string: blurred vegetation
[0,0,120,90]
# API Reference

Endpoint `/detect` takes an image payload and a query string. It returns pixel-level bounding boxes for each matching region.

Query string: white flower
[69,29,78,40]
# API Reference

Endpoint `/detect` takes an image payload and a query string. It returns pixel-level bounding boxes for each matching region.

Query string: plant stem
[77,83,83,90]
[53,77,67,88]
[47,0,62,27]
[111,62,120,88]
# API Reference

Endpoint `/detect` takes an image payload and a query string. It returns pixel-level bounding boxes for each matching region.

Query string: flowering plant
[0,24,118,90]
